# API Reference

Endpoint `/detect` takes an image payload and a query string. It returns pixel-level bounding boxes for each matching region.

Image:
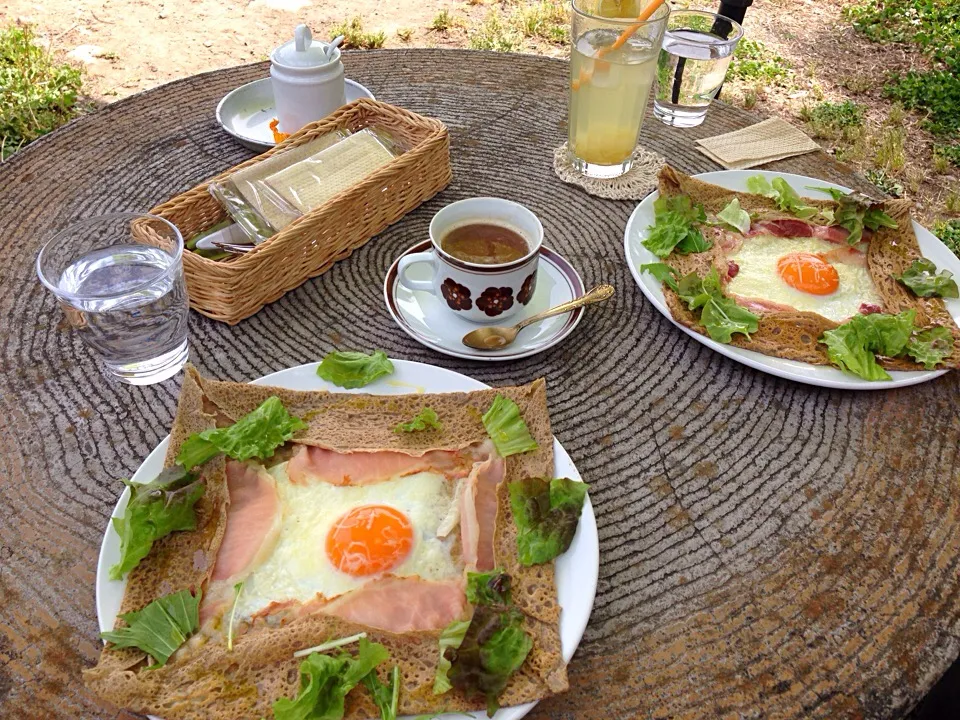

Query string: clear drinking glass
[36,213,190,385]
[568,0,670,179]
[653,10,743,128]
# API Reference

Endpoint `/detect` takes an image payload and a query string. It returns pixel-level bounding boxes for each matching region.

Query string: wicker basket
[150,99,451,324]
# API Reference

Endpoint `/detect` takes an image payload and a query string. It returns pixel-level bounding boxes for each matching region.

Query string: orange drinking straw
[571,0,669,90]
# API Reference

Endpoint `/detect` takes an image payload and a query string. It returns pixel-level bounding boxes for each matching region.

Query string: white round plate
[385,241,587,362]
[216,77,375,153]
[624,169,960,390]
[96,360,599,720]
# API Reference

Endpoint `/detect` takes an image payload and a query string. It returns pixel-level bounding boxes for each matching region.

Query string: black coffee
[441,223,529,265]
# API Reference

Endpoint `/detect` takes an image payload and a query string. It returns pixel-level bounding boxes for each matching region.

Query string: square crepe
[84,367,570,719]
[650,166,960,372]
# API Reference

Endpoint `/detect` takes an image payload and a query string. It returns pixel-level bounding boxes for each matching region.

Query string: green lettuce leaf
[395,407,442,433]
[906,326,955,369]
[481,395,538,457]
[177,396,307,470]
[447,605,533,716]
[109,466,205,580]
[674,267,760,344]
[362,665,400,720]
[641,194,710,258]
[805,185,848,202]
[509,478,588,566]
[717,198,751,234]
[227,581,244,651]
[835,193,898,244]
[747,175,817,219]
[819,310,917,380]
[433,619,471,695]
[273,637,389,720]
[317,350,394,389]
[896,258,960,298]
[100,589,201,667]
[639,262,680,292]
[466,570,512,606]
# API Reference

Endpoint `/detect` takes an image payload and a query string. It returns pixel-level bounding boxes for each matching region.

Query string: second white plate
[624,169,960,390]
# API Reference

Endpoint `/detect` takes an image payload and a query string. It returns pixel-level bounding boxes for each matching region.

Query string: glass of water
[36,213,190,385]
[653,10,743,128]
[568,0,670,178]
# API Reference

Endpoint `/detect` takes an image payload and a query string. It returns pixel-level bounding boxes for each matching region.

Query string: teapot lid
[271,24,338,68]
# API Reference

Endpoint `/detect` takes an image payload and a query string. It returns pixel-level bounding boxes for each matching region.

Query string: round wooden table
[1,49,957,720]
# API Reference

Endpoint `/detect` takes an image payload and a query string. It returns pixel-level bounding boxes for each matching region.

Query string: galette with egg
[641,166,960,380]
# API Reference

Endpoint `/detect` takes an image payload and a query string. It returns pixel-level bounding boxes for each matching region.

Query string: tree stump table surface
[1,49,958,720]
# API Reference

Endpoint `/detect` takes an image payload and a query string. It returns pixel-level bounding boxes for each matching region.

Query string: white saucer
[216,77,376,152]
[385,240,587,362]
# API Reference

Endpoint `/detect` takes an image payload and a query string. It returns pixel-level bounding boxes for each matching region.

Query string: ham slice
[212,461,282,582]
[287,445,471,486]
[459,442,505,571]
[315,575,467,632]
[748,219,865,245]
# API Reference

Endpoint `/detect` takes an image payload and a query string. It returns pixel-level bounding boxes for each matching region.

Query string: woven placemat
[695,117,820,170]
[553,142,665,200]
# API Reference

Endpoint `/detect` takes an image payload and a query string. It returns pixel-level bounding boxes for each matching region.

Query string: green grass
[865,168,904,198]
[431,9,456,32]
[728,39,792,84]
[800,100,865,141]
[512,1,568,44]
[874,126,907,172]
[934,143,960,169]
[1,23,84,161]
[468,11,522,52]
[846,0,960,137]
[396,27,414,42]
[330,17,386,50]
[934,219,960,258]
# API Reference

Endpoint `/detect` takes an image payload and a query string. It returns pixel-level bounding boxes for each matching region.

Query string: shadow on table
[911,657,960,718]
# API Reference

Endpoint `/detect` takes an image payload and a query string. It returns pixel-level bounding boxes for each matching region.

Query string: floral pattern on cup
[517,272,537,305]
[476,287,515,317]
[441,278,472,311]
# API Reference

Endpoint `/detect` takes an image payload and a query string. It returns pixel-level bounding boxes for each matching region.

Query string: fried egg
[725,234,882,322]
[235,465,461,618]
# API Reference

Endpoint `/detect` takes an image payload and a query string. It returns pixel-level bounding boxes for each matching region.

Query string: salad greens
[906,326,956,370]
[676,267,760,344]
[806,185,898,244]
[466,570,512,606]
[746,176,818,220]
[641,194,711,258]
[227,581,244,651]
[819,309,955,379]
[895,258,960,298]
[639,262,680,292]
[395,407,442,433]
[481,395,538,457]
[448,605,533,716]
[509,478,588,566]
[100,589,201,668]
[272,637,391,720]
[432,620,471,695]
[717,198,752,234]
[317,350,394,389]
[177,396,307,470]
[362,665,401,720]
[109,466,205,581]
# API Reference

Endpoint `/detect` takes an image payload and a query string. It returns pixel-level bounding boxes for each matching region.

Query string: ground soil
[3,0,958,225]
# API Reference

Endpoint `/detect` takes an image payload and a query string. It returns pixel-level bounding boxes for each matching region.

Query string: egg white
[235,465,462,619]
[725,234,882,322]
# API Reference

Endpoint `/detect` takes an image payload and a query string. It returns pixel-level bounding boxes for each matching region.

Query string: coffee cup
[398,198,543,323]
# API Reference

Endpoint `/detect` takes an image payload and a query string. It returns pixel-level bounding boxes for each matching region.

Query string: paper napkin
[696,117,820,170]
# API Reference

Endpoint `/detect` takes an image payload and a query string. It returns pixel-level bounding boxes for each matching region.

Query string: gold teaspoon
[461,284,614,351]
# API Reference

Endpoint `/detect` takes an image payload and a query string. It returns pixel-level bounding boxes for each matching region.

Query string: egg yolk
[325,505,413,576]
[776,253,840,295]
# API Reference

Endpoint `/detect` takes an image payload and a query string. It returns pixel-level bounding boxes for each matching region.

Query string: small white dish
[216,76,375,152]
[96,360,599,720]
[624,169,960,390]
[386,240,587,361]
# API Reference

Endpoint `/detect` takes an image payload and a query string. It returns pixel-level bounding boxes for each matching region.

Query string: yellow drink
[568,1,667,178]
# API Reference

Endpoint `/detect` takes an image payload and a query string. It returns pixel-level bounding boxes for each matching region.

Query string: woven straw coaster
[696,117,820,170]
[553,143,666,200]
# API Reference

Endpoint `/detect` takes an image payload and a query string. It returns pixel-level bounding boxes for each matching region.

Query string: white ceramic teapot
[270,24,346,135]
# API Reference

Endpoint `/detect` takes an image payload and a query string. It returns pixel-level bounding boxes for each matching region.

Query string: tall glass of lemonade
[568,0,670,178]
